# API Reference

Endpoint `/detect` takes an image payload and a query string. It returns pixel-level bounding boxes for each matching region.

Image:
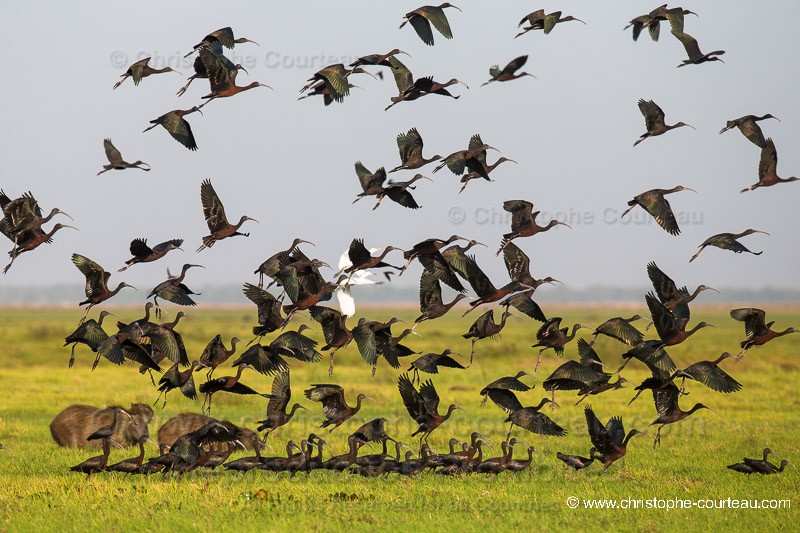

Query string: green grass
[0,305,798,532]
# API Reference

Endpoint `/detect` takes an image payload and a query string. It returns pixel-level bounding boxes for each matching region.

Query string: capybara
[157,413,263,454]
[50,403,154,448]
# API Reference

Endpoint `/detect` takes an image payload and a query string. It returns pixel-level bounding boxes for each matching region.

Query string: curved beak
[454,405,467,413]
[548,278,563,285]
[557,221,572,229]
[575,18,587,25]
[456,80,469,89]
[363,396,377,403]
[145,438,160,450]
[258,83,273,90]
[753,230,770,236]
[239,66,250,76]
[506,159,519,164]
[57,211,75,222]
[683,187,697,193]
[705,286,720,293]
[685,124,697,130]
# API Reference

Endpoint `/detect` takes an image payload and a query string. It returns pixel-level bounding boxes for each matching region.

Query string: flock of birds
[2,5,798,479]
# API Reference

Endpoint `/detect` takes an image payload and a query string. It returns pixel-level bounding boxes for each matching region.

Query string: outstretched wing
[200,179,229,232]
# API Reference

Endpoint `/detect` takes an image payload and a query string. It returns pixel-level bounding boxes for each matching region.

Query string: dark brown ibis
[196,179,257,252]
[198,334,242,379]
[647,262,717,311]
[415,269,467,325]
[107,434,155,474]
[458,155,517,194]
[497,200,570,254]
[400,235,468,293]
[532,317,589,371]
[730,308,799,359]
[408,349,466,383]
[398,373,464,442]
[177,41,248,97]
[617,341,676,376]
[112,57,179,90]
[463,308,514,363]
[679,352,741,394]
[690,229,768,262]
[3,223,77,274]
[155,360,207,409]
[343,239,403,280]
[299,64,374,104]
[390,127,441,173]
[742,138,798,192]
[433,133,498,177]
[373,174,430,210]
[557,448,599,470]
[625,5,697,42]
[281,277,343,318]
[384,56,466,111]
[308,306,353,376]
[256,371,308,439]
[72,254,135,323]
[505,397,565,442]
[185,27,258,58]
[634,99,694,147]
[242,283,286,340]
[352,316,407,375]
[720,114,779,148]
[440,239,486,280]
[627,363,691,406]
[198,364,265,414]
[576,377,630,405]
[727,448,798,475]
[352,161,388,204]
[304,384,373,433]
[461,254,531,315]
[516,10,586,38]
[621,185,695,235]
[233,326,321,376]
[119,238,182,272]
[482,55,535,86]
[667,13,725,67]
[63,310,114,368]
[0,190,73,249]
[585,406,649,471]
[196,47,270,108]
[97,138,150,175]
[650,382,715,447]
[147,264,203,313]
[143,107,201,150]
[400,3,462,46]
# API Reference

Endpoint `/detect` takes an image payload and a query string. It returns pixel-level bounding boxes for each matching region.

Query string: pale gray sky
[2,1,799,302]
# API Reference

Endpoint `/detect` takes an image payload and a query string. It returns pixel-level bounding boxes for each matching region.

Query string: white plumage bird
[335,248,384,317]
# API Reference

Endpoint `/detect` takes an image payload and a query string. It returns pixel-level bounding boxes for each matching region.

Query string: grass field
[0,305,798,532]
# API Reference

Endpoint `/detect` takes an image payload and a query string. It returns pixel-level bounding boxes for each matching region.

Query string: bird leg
[78,305,93,325]
[735,349,747,363]
[372,196,385,210]
[505,423,514,443]
[328,351,335,377]
[653,426,662,449]
[91,351,103,371]
[469,339,477,365]
[575,394,588,406]
[615,357,631,375]
[371,364,377,378]
[620,205,636,218]
[148,370,156,387]
[68,346,76,369]
[534,349,545,372]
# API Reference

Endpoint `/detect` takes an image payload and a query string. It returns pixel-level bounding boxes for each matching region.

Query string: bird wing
[502,241,531,283]
[318,64,350,100]
[503,293,546,322]
[385,186,420,209]
[419,6,455,39]
[519,9,545,27]
[354,161,376,192]
[543,12,562,34]
[503,200,535,233]
[347,238,372,268]
[418,270,443,310]
[179,372,198,400]
[595,318,643,346]
[242,283,279,325]
[408,13,435,45]
[545,360,604,383]
[77,320,110,350]
[129,238,154,257]
[463,254,497,298]
[234,345,289,375]
[683,360,742,393]
[309,305,347,344]
[266,371,291,417]
[398,373,424,419]
[758,139,778,181]
[418,379,441,413]
[162,112,198,150]
[152,239,184,253]
[503,55,528,75]
[576,338,605,373]
[207,27,235,48]
[386,57,414,93]
[129,57,151,85]
[645,292,678,341]
[584,406,614,454]
[419,253,465,293]
[200,179,230,232]
[225,382,263,395]
[486,388,523,414]
[652,383,680,416]
[199,48,234,92]
[71,254,109,297]
[271,331,322,362]
[638,99,665,131]
[640,192,680,236]
[397,127,424,163]
[604,416,625,447]
[103,139,124,165]
[730,308,767,339]
[352,323,378,365]
[536,317,564,342]
[646,262,680,303]
[441,151,468,175]
[664,10,687,37]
